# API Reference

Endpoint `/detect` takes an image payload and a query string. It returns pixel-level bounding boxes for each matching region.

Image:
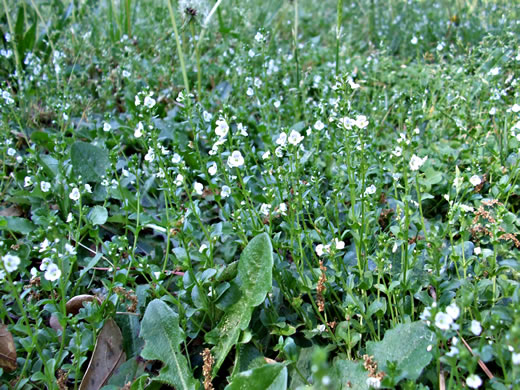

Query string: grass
[1,0,520,389]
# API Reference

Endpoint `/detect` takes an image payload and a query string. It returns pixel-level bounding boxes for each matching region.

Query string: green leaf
[366,321,435,382]
[88,206,108,226]
[0,216,35,234]
[332,359,369,390]
[209,233,273,376]
[225,363,287,390]
[140,299,198,390]
[39,154,59,177]
[70,142,110,183]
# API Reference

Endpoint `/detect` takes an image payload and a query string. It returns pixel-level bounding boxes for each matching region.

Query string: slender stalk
[293,0,300,89]
[167,0,190,97]
[2,0,23,87]
[335,0,343,76]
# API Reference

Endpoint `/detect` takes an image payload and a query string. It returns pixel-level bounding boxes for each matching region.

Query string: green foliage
[70,142,110,183]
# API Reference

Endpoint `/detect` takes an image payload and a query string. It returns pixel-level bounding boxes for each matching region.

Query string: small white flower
[172,153,182,164]
[288,130,304,146]
[273,100,281,108]
[40,257,51,271]
[466,374,482,389]
[63,113,69,121]
[469,175,481,186]
[227,151,244,168]
[194,182,204,195]
[474,247,481,255]
[411,36,418,45]
[144,95,156,108]
[135,95,141,106]
[334,238,345,250]
[134,122,144,138]
[24,176,32,187]
[446,346,459,357]
[278,203,287,215]
[30,267,38,278]
[84,184,92,193]
[276,132,287,146]
[364,184,376,196]
[246,87,254,96]
[7,148,16,157]
[144,149,155,162]
[175,174,184,187]
[314,120,325,131]
[248,49,255,57]
[435,312,453,331]
[44,262,61,281]
[215,117,229,138]
[317,324,326,333]
[199,244,208,253]
[69,187,80,201]
[446,302,460,320]
[255,31,264,42]
[366,377,381,389]
[203,111,212,122]
[65,243,76,255]
[103,122,111,132]
[420,307,431,321]
[315,244,325,257]
[2,254,21,273]
[66,213,73,223]
[512,352,520,365]
[470,320,482,336]
[262,151,271,160]
[208,162,217,176]
[221,185,231,198]
[355,115,369,129]
[409,154,428,171]
[260,203,271,216]
[512,103,520,113]
[122,70,130,78]
[237,123,248,137]
[392,146,402,157]
[488,67,500,76]
[489,107,496,115]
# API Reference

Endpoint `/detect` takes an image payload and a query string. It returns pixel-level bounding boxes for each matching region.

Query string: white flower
[65,243,76,255]
[175,174,184,187]
[446,302,460,320]
[273,100,281,108]
[262,151,271,160]
[237,123,248,137]
[512,352,520,365]
[474,247,481,255]
[208,162,217,176]
[203,111,212,122]
[221,185,231,198]
[246,87,254,96]
[144,95,156,108]
[488,67,500,76]
[194,182,203,195]
[409,154,428,171]
[512,103,520,113]
[172,153,182,164]
[227,151,244,168]
[122,70,130,78]
[276,132,287,147]
[466,374,482,389]
[470,320,482,336]
[275,146,283,157]
[411,36,418,45]
[260,203,271,216]
[366,377,381,389]
[334,238,345,250]
[420,307,431,321]
[355,115,369,129]
[7,148,16,157]
[66,213,73,223]
[489,107,496,115]
[199,244,208,253]
[392,146,402,157]
[69,187,80,201]
[135,95,141,106]
[24,176,32,187]
[469,175,481,186]
[44,262,61,281]
[364,184,376,196]
[255,31,264,42]
[288,130,304,146]
[278,203,287,215]
[215,118,229,138]
[446,346,459,357]
[2,254,20,273]
[103,122,112,132]
[315,244,325,257]
[144,149,155,162]
[314,120,325,130]
[435,312,453,331]
[338,116,355,129]
[134,122,144,138]
[248,49,255,57]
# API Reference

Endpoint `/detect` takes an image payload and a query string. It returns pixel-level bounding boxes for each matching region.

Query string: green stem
[167,0,190,97]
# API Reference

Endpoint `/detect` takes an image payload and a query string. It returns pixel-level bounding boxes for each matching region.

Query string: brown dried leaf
[0,205,23,217]
[0,324,17,372]
[79,319,126,390]
[66,295,101,315]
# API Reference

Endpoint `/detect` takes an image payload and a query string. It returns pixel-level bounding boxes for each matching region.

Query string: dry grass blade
[458,331,494,380]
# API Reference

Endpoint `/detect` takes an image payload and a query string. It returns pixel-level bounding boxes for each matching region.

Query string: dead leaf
[0,324,17,372]
[79,319,126,390]
[0,205,23,217]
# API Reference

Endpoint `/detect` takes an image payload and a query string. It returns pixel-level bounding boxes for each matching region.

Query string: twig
[457,331,494,380]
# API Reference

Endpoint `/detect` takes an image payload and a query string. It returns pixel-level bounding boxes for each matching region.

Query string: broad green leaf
[209,233,273,375]
[88,206,108,226]
[332,359,369,390]
[140,299,198,390]
[70,142,110,183]
[0,216,35,234]
[366,321,435,382]
[225,363,287,390]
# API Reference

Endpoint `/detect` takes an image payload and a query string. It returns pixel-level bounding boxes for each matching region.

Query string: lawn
[1,0,520,389]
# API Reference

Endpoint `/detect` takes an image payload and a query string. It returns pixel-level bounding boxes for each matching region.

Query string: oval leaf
[70,141,110,183]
